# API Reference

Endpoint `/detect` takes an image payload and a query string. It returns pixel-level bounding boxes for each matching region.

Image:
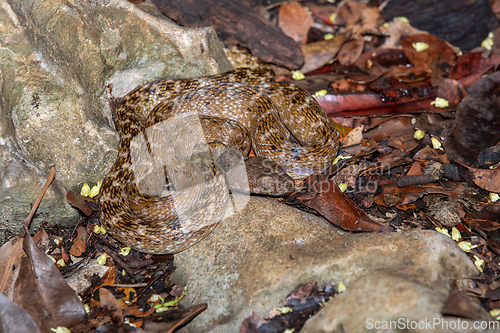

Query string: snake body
[98,68,340,254]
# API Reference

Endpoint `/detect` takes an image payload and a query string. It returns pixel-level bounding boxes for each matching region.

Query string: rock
[302,271,492,333]
[170,196,478,333]
[0,0,232,244]
[443,71,500,167]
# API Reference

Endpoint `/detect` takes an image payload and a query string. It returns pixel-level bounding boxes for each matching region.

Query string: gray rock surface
[302,271,492,333]
[171,196,479,333]
[0,0,231,243]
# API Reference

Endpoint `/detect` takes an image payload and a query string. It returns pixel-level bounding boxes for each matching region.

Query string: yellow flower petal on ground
[100,225,107,235]
[324,33,334,40]
[474,255,484,272]
[413,129,425,140]
[313,89,327,98]
[119,247,131,256]
[435,227,450,237]
[482,32,494,51]
[80,183,90,197]
[97,253,107,265]
[292,70,305,80]
[430,97,449,108]
[89,183,101,198]
[431,137,443,150]
[458,241,477,252]
[412,42,429,52]
[490,308,500,319]
[277,307,293,314]
[451,228,461,242]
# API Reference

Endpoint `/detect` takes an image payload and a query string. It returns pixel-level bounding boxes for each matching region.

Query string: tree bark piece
[152,0,304,69]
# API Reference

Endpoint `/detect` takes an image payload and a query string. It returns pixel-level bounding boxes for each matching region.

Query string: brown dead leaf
[400,34,457,75]
[297,174,392,232]
[99,287,124,325]
[317,85,439,117]
[333,1,365,27]
[452,53,500,88]
[13,234,86,330]
[0,237,24,299]
[91,266,116,295]
[124,303,156,318]
[69,226,88,257]
[0,292,41,333]
[381,18,426,49]
[364,117,419,153]
[299,33,348,73]
[413,147,450,164]
[437,79,466,107]
[460,163,500,193]
[441,289,485,320]
[337,38,364,66]
[375,184,426,207]
[278,1,313,44]
[305,2,337,24]
[463,218,500,232]
[66,190,94,216]
[407,161,423,176]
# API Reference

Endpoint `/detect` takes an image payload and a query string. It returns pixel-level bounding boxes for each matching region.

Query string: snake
[98,68,340,254]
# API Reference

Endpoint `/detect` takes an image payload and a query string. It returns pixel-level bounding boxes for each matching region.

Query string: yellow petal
[313,89,327,98]
[292,70,305,80]
[451,228,461,242]
[119,247,131,256]
[97,253,107,265]
[430,97,449,108]
[413,129,425,140]
[80,183,91,197]
[412,42,429,52]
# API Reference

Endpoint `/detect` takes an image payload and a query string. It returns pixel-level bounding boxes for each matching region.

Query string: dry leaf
[278,1,314,44]
[13,234,86,331]
[70,226,88,257]
[0,293,41,333]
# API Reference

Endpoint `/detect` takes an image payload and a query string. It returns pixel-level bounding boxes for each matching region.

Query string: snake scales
[98,68,340,254]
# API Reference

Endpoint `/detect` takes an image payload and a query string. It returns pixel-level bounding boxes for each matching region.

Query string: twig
[22,165,56,235]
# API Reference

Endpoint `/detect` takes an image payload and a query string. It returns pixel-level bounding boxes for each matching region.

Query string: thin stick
[23,165,56,232]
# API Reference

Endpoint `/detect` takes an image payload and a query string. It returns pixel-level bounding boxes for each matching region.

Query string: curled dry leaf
[297,174,392,232]
[69,226,88,257]
[66,190,94,216]
[0,237,24,299]
[13,234,86,331]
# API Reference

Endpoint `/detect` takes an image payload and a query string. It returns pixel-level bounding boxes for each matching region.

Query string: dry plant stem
[22,165,56,235]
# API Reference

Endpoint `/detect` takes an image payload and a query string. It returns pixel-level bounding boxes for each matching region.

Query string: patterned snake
[98,68,340,254]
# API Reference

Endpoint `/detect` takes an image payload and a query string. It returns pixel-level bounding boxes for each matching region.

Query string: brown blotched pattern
[98,68,340,254]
